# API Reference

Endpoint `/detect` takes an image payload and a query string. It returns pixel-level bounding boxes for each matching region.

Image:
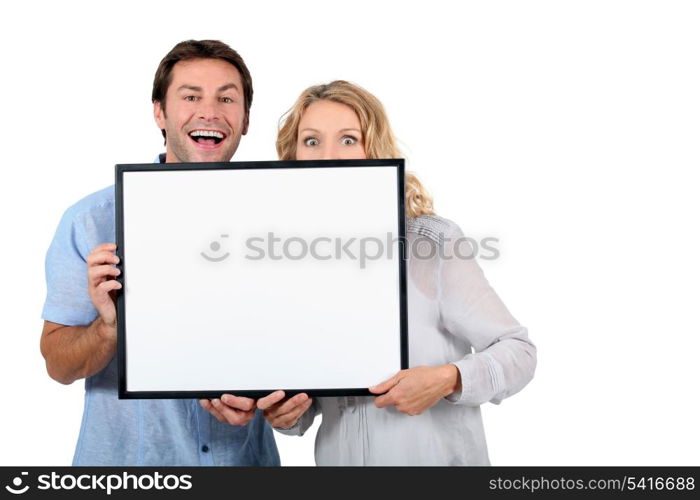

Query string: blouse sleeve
[437,221,537,406]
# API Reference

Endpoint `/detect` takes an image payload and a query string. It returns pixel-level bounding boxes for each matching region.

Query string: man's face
[154,58,248,163]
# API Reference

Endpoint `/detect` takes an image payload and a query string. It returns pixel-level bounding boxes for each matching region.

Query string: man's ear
[154,100,166,129]
[241,113,249,136]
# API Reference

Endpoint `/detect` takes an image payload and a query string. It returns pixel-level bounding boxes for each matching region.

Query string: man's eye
[342,136,357,145]
[185,95,199,102]
[220,97,233,103]
[304,138,319,146]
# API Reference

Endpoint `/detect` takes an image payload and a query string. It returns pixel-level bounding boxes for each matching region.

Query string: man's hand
[369,364,462,416]
[199,394,257,426]
[87,243,121,336]
[40,243,122,384]
[256,391,313,429]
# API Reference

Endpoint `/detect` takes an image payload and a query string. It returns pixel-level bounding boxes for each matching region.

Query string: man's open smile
[188,129,228,150]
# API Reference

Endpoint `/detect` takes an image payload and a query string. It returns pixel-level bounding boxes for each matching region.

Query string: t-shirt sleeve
[41,206,99,327]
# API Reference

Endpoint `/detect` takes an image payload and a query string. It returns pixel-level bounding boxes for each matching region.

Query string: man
[40,40,280,466]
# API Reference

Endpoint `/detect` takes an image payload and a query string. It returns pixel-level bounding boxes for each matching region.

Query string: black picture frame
[116,159,408,399]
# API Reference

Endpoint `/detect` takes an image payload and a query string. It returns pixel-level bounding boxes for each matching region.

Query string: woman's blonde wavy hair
[276,80,436,218]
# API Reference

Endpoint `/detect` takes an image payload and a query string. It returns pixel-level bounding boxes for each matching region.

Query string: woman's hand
[257,391,313,429]
[369,364,462,415]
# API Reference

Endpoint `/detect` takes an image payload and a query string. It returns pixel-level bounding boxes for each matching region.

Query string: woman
[254,80,537,465]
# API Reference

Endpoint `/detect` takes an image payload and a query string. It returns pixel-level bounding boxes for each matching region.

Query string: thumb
[369,371,402,394]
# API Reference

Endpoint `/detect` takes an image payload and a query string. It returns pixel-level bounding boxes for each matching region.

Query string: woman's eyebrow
[299,128,362,134]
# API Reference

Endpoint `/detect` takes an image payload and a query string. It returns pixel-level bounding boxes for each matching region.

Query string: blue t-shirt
[42,164,280,466]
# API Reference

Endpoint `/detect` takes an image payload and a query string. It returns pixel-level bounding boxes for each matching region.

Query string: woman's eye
[304,138,319,146]
[342,136,357,145]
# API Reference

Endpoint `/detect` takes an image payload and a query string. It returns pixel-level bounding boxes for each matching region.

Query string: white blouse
[276,215,537,465]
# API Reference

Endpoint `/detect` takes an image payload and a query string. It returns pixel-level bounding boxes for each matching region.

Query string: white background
[1,0,698,465]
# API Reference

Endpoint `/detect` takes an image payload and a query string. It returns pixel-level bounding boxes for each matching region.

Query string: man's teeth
[190,130,225,139]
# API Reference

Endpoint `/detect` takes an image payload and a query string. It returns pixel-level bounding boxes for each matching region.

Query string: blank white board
[116,159,407,399]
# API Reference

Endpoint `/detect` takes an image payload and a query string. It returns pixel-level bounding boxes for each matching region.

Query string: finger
[91,243,118,253]
[211,398,255,426]
[211,398,247,425]
[87,250,120,266]
[374,390,398,409]
[220,394,255,411]
[280,398,313,426]
[92,282,122,314]
[95,280,122,296]
[200,399,225,423]
[272,398,313,428]
[256,390,286,410]
[208,407,227,423]
[274,392,309,415]
[88,265,121,286]
[262,393,308,421]
[369,372,401,394]
[87,247,119,261]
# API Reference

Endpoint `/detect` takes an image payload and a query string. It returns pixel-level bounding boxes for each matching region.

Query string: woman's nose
[319,144,338,160]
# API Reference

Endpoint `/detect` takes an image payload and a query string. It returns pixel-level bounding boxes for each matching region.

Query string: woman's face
[295,100,368,160]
